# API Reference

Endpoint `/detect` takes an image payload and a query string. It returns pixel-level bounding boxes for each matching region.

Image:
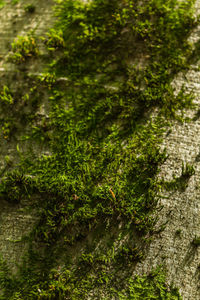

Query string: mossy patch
[0,0,199,298]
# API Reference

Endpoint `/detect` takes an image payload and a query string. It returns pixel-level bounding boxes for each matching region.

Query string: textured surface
[0,0,200,298]
[0,0,55,271]
[134,42,200,300]
[132,3,200,298]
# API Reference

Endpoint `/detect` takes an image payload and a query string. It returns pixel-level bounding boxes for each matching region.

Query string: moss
[0,86,13,105]
[163,162,195,191]
[0,0,5,9]
[8,34,39,64]
[11,0,20,5]
[24,4,35,13]
[0,0,198,298]
[192,237,200,246]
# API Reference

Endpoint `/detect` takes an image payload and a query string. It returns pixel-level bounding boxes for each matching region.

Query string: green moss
[163,162,195,191]
[11,0,20,5]
[8,34,39,64]
[0,0,198,298]
[117,268,181,299]
[192,237,200,246]
[44,29,65,51]
[24,4,35,13]
[0,86,13,105]
[0,0,5,9]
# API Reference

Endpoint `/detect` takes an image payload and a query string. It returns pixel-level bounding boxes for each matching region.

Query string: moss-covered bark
[0,0,199,298]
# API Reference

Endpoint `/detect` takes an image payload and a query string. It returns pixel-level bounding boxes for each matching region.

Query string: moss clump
[0,86,13,105]
[163,162,195,191]
[8,34,39,64]
[24,4,36,13]
[192,237,200,246]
